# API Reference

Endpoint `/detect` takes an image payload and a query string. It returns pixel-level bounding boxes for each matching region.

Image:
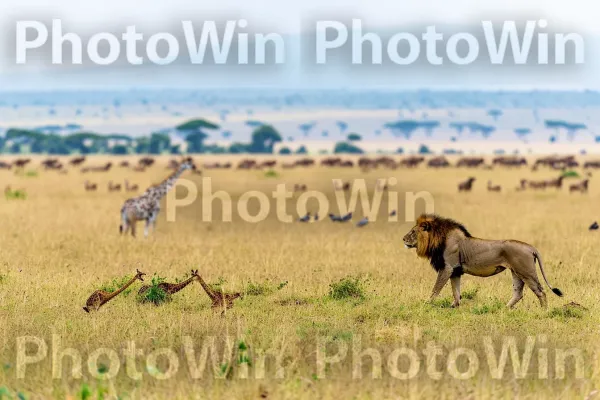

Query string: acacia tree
[249,125,282,153]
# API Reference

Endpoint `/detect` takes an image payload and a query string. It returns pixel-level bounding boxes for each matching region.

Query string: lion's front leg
[450,276,461,307]
[429,266,453,303]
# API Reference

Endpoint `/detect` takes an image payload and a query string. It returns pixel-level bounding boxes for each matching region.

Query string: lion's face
[402,226,418,248]
[403,218,432,250]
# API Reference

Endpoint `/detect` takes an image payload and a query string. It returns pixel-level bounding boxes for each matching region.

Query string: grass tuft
[264,170,279,178]
[471,298,503,315]
[548,306,584,319]
[328,276,366,301]
[461,287,479,300]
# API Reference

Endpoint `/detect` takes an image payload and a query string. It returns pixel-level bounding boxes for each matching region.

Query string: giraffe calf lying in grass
[83,269,145,312]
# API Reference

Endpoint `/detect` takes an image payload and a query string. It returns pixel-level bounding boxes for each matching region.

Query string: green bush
[329,277,366,300]
[137,274,169,305]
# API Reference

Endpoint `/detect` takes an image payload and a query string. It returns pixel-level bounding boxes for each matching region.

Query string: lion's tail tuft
[534,251,563,297]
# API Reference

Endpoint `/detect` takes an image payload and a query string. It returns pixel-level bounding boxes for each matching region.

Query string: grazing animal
[119,160,195,237]
[294,184,307,192]
[546,175,565,190]
[125,180,139,192]
[329,213,342,222]
[589,221,599,231]
[515,179,527,191]
[569,179,589,193]
[138,270,200,298]
[298,213,311,222]
[356,217,369,227]
[528,180,547,190]
[458,177,476,192]
[83,269,145,312]
[108,181,122,192]
[487,181,501,192]
[402,214,563,309]
[341,212,353,222]
[197,275,242,313]
[84,180,97,191]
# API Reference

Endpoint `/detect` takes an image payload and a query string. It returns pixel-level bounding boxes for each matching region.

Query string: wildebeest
[487,181,501,192]
[569,179,589,193]
[458,177,476,192]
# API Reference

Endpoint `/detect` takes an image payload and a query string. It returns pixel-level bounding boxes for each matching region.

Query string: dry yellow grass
[0,155,598,399]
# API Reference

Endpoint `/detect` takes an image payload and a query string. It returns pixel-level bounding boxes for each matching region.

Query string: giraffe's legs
[144,219,151,237]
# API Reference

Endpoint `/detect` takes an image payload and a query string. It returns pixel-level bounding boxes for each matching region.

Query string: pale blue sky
[0,0,598,90]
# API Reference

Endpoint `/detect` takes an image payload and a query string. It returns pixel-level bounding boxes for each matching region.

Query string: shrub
[561,170,580,178]
[329,277,366,300]
[264,170,279,178]
[137,274,169,305]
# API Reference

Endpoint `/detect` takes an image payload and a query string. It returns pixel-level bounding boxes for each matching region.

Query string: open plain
[0,155,598,399]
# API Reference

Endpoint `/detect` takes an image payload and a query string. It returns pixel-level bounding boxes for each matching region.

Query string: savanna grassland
[0,155,598,399]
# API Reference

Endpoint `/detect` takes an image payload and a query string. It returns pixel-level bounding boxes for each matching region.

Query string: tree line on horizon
[0,118,370,156]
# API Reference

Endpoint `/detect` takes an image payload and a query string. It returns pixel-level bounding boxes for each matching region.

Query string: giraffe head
[190,269,200,280]
[135,269,146,282]
[180,157,196,171]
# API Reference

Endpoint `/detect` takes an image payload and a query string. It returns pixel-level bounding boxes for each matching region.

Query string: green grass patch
[471,298,504,315]
[429,297,453,308]
[561,170,580,178]
[4,189,27,200]
[263,170,279,178]
[548,306,584,319]
[244,279,287,296]
[461,287,479,300]
[328,276,366,301]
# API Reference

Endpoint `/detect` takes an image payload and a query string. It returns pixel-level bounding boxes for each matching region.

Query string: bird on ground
[329,213,342,222]
[298,213,311,222]
[341,212,353,222]
[589,221,599,231]
[356,217,369,227]
[390,210,397,217]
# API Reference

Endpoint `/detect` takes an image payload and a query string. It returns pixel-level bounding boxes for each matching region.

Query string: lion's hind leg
[524,276,547,308]
[507,270,525,308]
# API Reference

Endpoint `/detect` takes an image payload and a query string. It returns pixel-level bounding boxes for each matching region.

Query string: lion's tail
[533,251,563,297]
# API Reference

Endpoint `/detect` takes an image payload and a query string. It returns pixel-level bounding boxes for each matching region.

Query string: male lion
[403,214,563,308]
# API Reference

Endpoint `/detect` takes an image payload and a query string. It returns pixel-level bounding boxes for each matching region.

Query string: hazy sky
[0,0,598,90]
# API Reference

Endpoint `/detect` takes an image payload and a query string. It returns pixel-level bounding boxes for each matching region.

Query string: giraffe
[197,275,242,313]
[83,269,145,313]
[119,159,195,237]
[138,269,200,297]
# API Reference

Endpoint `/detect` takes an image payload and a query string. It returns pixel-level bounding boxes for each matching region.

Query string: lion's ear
[420,221,431,231]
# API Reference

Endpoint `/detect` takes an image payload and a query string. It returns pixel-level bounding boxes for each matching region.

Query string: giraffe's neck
[149,167,187,199]
[104,276,138,302]
[198,276,218,301]
[169,276,197,294]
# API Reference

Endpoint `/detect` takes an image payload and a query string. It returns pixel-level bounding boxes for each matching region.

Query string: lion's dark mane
[417,214,472,272]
